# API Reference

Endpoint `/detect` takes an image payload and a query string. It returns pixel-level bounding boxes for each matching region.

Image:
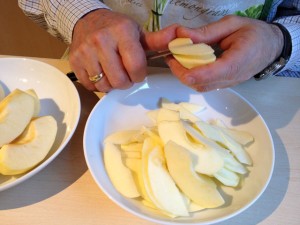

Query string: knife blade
[146,50,172,60]
[66,50,172,82]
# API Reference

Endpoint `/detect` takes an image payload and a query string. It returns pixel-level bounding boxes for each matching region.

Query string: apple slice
[0,116,57,175]
[26,89,40,117]
[173,54,216,69]
[104,130,140,145]
[104,142,140,198]
[164,141,224,208]
[158,120,224,175]
[147,147,189,217]
[0,89,35,147]
[169,43,215,56]
[168,38,193,49]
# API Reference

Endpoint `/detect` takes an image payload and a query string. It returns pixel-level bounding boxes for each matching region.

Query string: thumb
[141,24,179,51]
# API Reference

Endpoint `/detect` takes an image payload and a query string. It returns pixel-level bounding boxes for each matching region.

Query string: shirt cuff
[273,21,300,72]
[56,0,111,44]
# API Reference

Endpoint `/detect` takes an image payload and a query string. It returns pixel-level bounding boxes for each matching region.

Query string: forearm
[18,0,110,44]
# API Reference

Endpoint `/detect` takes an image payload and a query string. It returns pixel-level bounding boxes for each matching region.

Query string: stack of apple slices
[0,84,57,175]
[168,38,216,69]
[103,98,254,218]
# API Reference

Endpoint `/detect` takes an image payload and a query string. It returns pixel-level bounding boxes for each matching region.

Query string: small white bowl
[0,57,80,191]
[84,69,274,224]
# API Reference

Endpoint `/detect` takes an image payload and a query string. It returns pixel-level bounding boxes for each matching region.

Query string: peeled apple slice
[147,147,189,217]
[164,141,224,208]
[169,43,215,56]
[168,38,216,69]
[173,54,216,69]
[104,142,140,198]
[0,116,57,175]
[0,89,35,147]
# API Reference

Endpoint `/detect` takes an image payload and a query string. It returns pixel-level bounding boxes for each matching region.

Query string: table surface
[0,56,299,225]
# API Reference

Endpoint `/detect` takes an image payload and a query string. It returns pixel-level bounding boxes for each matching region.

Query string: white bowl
[84,69,274,224]
[0,57,80,191]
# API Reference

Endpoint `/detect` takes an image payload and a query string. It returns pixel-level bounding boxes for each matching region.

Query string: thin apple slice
[173,54,216,69]
[158,120,224,175]
[164,141,224,208]
[147,147,189,217]
[194,121,252,165]
[0,116,57,175]
[104,142,140,198]
[170,43,215,56]
[121,142,143,152]
[157,108,180,123]
[104,130,140,145]
[0,89,35,147]
[168,38,193,49]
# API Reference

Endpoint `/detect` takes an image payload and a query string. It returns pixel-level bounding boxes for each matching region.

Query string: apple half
[0,116,57,175]
[0,89,35,147]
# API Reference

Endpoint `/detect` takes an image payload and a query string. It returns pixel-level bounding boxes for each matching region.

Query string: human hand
[165,15,284,92]
[69,9,148,92]
[69,9,179,92]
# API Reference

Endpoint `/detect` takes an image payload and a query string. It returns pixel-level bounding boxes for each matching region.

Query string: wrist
[254,23,292,80]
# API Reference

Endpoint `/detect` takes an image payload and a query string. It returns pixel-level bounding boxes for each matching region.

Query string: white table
[0,57,299,225]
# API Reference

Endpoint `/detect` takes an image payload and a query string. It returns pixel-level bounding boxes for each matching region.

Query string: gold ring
[89,72,104,83]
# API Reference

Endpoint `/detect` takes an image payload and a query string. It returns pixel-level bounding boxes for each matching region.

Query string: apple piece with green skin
[164,141,225,208]
[147,147,189,217]
[0,89,35,147]
[0,116,57,175]
[104,142,140,198]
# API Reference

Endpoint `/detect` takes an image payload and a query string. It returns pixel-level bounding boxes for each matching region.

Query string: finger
[94,74,113,93]
[94,33,133,89]
[118,32,147,83]
[141,24,179,51]
[176,15,247,44]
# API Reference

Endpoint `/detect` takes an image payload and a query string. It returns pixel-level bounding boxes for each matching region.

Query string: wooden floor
[0,0,67,58]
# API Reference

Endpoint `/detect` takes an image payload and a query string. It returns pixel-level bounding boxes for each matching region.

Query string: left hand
[165,15,284,92]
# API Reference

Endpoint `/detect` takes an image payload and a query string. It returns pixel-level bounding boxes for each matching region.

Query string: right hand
[69,9,148,92]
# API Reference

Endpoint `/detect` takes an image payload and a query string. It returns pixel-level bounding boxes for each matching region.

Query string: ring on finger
[89,72,105,83]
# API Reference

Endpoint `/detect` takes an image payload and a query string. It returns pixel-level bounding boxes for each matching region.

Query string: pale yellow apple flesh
[0,89,35,147]
[26,89,41,117]
[104,142,140,198]
[168,37,216,69]
[164,141,225,208]
[173,54,216,69]
[147,147,189,217]
[0,116,57,175]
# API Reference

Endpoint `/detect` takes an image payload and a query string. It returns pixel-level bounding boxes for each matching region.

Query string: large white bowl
[0,57,80,191]
[84,68,274,224]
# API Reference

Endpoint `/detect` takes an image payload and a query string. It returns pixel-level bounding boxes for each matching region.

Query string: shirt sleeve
[18,0,111,44]
[274,16,300,75]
